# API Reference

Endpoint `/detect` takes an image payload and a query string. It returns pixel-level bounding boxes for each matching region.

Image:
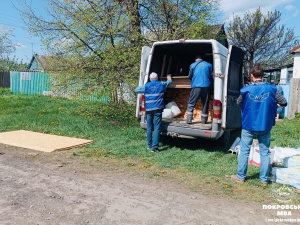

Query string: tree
[226,8,299,77]
[18,0,219,102]
[0,26,26,71]
[0,25,16,58]
[0,56,27,71]
[139,0,219,41]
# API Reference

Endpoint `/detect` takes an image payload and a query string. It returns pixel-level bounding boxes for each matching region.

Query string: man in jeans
[187,55,212,124]
[135,72,172,152]
[231,65,287,185]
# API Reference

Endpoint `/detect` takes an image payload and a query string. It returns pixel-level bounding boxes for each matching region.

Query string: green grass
[271,113,300,148]
[1,90,299,203]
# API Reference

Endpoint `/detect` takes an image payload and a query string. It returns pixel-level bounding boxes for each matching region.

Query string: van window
[149,43,213,79]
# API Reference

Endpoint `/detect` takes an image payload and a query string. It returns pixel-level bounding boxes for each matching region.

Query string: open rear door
[136,46,151,118]
[221,45,244,129]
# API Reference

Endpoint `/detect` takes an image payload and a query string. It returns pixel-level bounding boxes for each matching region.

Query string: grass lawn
[0,90,299,203]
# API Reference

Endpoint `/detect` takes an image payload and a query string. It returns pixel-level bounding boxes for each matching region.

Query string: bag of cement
[166,101,181,117]
[162,108,173,119]
[284,154,300,168]
[272,146,300,164]
[166,101,177,109]
[171,105,181,117]
[271,167,300,190]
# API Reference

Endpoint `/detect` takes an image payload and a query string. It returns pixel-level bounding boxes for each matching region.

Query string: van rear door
[136,46,151,118]
[222,45,244,129]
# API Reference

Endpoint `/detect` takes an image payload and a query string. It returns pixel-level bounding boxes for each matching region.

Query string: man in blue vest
[187,55,212,124]
[135,72,172,152]
[275,80,284,120]
[231,65,287,185]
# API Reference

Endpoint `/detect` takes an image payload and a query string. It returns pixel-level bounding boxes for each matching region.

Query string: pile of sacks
[271,147,300,190]
[228,139,300,190]
[162,101,181,119]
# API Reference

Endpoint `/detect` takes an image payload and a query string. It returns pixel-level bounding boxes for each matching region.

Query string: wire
[0,15,23,24]
[0,21,27,29]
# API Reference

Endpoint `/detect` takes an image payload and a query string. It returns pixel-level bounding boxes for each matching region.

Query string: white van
[136,39,244,145]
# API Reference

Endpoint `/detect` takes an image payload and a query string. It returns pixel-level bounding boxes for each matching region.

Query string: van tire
[217,130,231,146]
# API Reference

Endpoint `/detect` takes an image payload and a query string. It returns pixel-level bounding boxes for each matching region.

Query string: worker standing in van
[231,65,287,186]
[187,55,212,124]
[135,73,172,152]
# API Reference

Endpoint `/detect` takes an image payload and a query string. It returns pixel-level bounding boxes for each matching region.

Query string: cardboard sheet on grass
[0,130,93,152]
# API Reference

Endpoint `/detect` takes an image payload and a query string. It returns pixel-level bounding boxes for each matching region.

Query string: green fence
[9,71,109,102]
[10,71,50,95]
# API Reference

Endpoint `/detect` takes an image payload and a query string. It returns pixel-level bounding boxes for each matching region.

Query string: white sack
[271,167,300,190]
[284,154,300,168]
[272,147,300,164]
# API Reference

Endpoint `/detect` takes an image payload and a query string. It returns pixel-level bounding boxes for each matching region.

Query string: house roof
[27,54,54,71]
[264,63,294,72]
[289,45,300,54]
[36,55,51,69]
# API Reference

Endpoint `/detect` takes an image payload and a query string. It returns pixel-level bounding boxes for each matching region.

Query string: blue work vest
[145,80,164,111]
[240,83,277,131]
[190,60,212,88]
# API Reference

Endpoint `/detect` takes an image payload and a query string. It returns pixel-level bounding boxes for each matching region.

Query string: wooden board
[161,76,191,88]
[0,130,93,152]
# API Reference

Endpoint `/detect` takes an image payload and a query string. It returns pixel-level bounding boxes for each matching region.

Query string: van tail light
[141,94,145,111]
[213,99,222,119]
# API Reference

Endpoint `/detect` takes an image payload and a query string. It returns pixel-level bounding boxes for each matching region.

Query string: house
[289,45,300,79]
[9,54,52,95]
[287,45,300,119]
[279,64,294,84]
[250,45,300,119]
[263,63,293,84]
[27,54,53,71]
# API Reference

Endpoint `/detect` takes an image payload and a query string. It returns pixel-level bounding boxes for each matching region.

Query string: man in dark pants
[135,72,172,152]
[231,65,287,186]
[187,55,212,124]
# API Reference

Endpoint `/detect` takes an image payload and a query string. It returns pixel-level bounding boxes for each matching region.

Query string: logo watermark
[263,185,299,222]
[271,185,296,203]
[265,218,300,223]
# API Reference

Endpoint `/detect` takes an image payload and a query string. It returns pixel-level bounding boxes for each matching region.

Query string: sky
[0,0,300,64]
[219,0,300,35]
[0,0,49,63]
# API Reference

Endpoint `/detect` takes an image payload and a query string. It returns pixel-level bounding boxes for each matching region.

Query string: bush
[0,88,12,95]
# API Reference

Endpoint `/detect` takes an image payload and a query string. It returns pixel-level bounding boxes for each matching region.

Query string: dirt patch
[0,145,299,225]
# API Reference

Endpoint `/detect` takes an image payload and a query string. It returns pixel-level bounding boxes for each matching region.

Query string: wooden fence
[0,71,10,88]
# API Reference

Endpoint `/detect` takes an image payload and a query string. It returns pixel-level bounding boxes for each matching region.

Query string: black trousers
[187,87,210,122]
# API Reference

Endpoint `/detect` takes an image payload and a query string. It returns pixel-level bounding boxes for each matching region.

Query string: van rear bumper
[140,122,223,140]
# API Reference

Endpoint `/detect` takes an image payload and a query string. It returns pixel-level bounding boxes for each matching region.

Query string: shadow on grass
[245,172,261,182]
[159,128,242,153]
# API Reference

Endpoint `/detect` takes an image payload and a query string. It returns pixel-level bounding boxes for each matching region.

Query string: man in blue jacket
[135,72,172,152]
[231,65,287,185]
[187,55,212,124]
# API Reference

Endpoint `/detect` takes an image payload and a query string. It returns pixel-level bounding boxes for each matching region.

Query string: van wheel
[217,130,231,146]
